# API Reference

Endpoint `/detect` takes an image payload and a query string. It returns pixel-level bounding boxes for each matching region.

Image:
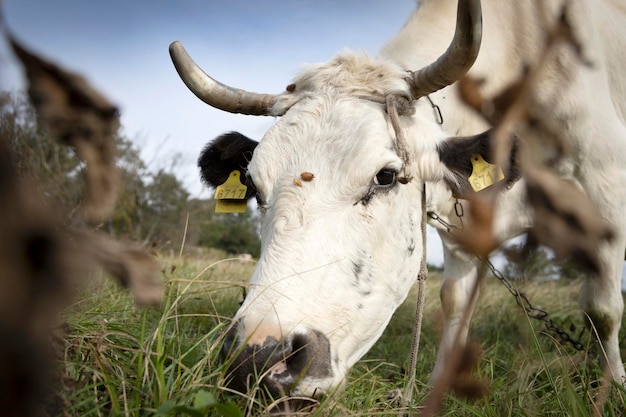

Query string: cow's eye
[374,168,397,186]
[358,167,399,205]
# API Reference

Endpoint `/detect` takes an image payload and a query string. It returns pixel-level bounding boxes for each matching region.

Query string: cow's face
[200,93,453,397]
[243,98,436,397]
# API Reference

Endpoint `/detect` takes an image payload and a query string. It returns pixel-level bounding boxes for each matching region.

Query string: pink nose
[220,320,333,397]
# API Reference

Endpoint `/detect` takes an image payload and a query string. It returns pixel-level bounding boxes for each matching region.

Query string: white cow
[170,0,626,400]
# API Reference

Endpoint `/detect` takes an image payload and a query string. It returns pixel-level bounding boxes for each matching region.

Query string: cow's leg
[578,239,626,383]
[429,244,481,384]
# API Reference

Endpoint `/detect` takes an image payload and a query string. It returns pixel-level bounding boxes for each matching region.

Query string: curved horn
[169,41,290,116]
[411,0,482,99]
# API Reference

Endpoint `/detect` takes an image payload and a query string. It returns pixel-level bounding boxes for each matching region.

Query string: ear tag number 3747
[468,154,504,192]
[215,170,247,213]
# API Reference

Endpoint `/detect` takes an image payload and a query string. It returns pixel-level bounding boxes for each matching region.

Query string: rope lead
[403,182,429,409]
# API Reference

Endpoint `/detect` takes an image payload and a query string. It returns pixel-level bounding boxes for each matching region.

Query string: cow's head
[171,0,485,400]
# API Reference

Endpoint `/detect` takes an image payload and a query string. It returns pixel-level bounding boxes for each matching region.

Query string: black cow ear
[437,130,520,197]
[198,131,259,200]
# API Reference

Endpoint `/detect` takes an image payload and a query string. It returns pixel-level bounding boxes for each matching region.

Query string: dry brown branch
[524,164,613,273]
[417,263,488,417]
[6,32,163,304]
[0,29,163,416]
[456,4,611,272]
[430,4,615,414]
[75,229,163,306]
[8,36,120,224]
[449,193,500,259]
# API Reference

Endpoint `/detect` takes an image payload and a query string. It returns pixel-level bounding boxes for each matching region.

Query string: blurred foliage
[1,90,260,256]
[186,199,261,258]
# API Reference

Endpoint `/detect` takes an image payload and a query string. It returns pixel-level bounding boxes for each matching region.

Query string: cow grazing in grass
[170,0,626,399]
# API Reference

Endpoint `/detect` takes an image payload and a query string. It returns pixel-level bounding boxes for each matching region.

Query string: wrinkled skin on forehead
[234,94,445,396]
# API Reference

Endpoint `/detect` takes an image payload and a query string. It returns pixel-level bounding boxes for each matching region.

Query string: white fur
[233,0,626,396]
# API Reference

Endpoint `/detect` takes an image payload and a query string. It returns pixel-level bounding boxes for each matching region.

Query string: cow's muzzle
[220,321,333,398]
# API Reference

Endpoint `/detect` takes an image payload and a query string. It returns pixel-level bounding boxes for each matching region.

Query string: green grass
[56,251,626,416]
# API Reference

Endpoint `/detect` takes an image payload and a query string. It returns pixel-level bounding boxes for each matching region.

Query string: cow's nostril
[263,335,308,390]
[282,334,311,376]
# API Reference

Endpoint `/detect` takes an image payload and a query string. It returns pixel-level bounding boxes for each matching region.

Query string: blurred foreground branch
[0,29,163,416]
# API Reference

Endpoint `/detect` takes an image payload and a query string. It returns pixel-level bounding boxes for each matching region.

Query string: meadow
[56,250,626,416]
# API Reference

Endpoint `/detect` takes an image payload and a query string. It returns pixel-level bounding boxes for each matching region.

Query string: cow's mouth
[221,321,334,399]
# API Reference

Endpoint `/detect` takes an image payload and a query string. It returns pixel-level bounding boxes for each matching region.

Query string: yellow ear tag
[214,170,248,213]
[468,154,505,192]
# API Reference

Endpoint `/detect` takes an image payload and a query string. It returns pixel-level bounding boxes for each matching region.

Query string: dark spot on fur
[406,238,416,256]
